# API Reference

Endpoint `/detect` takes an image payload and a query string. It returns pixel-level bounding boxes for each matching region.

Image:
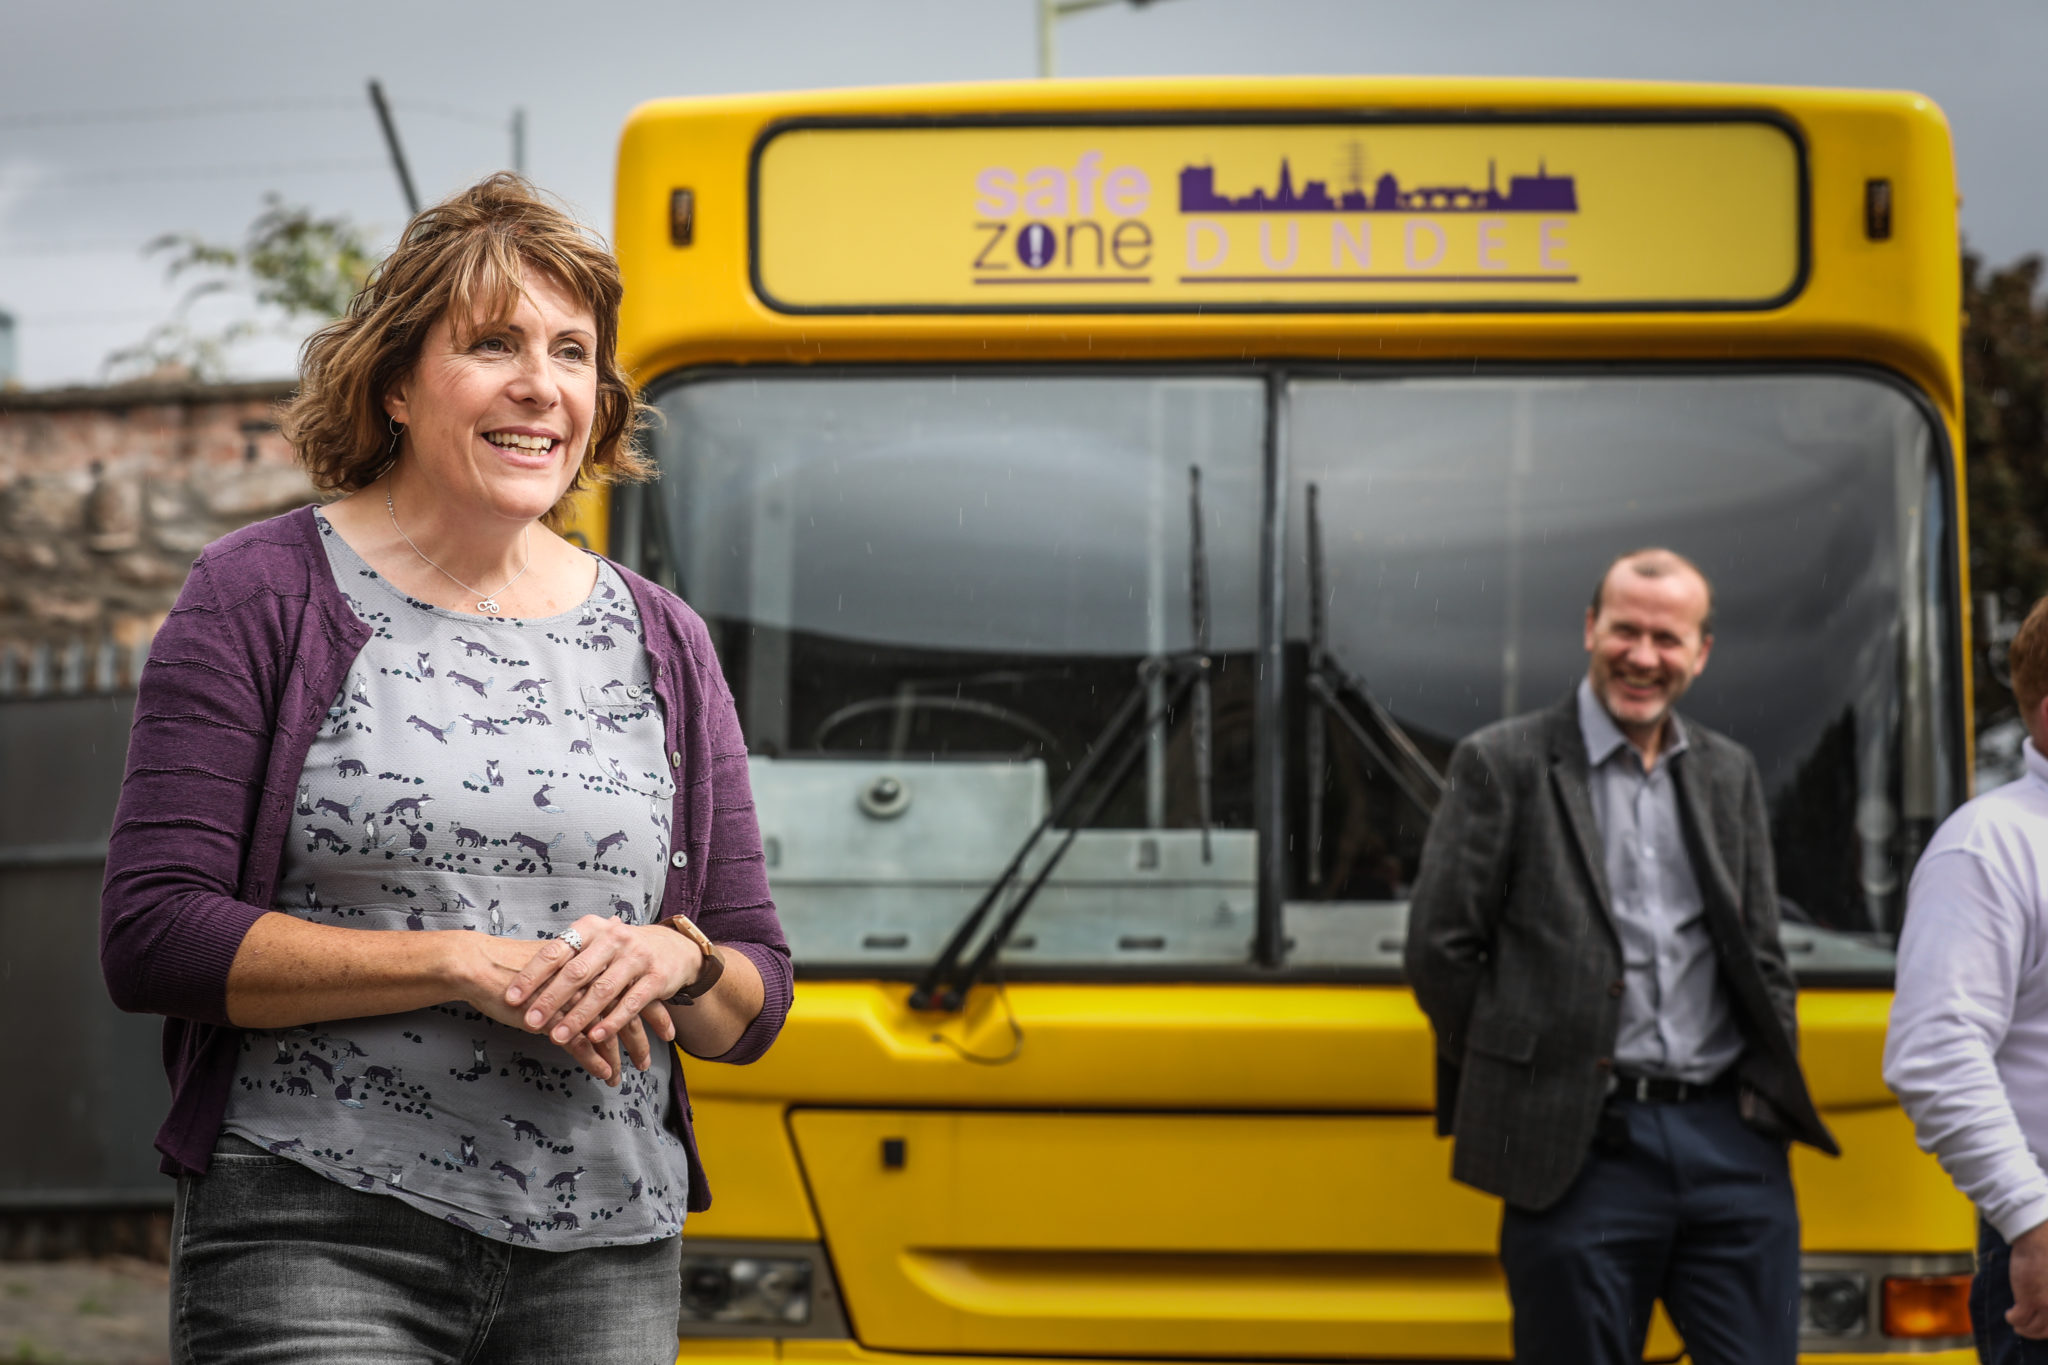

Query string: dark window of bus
[1282,374,1956,978]
[645,376,1265,972]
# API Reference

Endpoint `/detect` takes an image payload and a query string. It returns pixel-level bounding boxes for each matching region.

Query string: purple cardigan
[100,505,791,1211]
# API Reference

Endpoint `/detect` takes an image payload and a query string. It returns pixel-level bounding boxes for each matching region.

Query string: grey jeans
[171,1135,682,1364]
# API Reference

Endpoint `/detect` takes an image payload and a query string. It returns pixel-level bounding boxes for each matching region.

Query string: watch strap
[656,915,724,1005]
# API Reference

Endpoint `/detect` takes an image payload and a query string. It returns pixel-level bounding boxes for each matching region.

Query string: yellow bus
[594,77,1972,1362]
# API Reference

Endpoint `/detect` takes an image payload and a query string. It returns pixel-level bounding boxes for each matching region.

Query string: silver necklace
[385,485,532,615]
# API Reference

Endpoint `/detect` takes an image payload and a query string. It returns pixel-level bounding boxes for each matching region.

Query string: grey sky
[2,0,2042,388]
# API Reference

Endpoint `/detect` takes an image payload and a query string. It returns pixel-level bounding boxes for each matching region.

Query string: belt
[1612,1071,1730,1103]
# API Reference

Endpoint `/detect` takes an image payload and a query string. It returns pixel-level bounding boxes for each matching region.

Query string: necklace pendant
[478,599,501,615]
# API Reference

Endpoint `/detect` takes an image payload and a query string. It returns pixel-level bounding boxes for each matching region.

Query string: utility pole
[366,79,420,216]
[1039,0,1170,79]
[511,107,527,177]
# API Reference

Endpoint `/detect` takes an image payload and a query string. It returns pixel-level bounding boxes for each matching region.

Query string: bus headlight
[676,1239,850,1338]
[1801,1270,1869,1336]
[1799,1254,1972,1350]
[683,1255,810,1323]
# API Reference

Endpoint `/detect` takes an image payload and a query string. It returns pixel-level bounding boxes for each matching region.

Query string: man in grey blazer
[1405,547,1836,1365]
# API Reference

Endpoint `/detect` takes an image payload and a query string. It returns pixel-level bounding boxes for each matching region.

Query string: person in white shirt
[1887,594,2048,1356]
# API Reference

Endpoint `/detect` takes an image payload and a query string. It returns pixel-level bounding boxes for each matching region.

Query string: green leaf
[105,193,384,381]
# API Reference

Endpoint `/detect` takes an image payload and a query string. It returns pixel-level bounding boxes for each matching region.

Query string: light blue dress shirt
[1577,678,1743,1085]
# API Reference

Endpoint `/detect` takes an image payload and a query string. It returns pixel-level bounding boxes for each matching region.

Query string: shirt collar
[1577,674,1688,771]
[2027,738,2048,789]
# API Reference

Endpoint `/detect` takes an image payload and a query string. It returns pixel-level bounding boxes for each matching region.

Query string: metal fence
[0,631,170,1213]
[0,636,152,699]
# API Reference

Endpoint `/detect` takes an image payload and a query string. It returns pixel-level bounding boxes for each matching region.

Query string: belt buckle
[1623,1074,1693,1102]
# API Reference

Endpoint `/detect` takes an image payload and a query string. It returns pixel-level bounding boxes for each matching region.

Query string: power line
[0,98,360,131]
[0,96,508,133]
[0,238,153,256]
[403,99,506,129]
[12,309,180,327]
[0,223,400,257]
[39,159,386,187]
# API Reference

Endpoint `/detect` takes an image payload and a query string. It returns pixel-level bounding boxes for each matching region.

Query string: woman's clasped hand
[495,916,709,1076]
[447,921,694,1084]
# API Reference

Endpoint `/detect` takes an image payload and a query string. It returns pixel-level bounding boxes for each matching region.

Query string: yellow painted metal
[789,1109,1497,1250]
[623,76,1972,1363]
[689,982,1435,1109]
[1793,1104,1975,1252]
[554,482,609,554]
[756,120,1800,310]
[674,1098,818,1241]
[616,77,1960,420]
[787,1108,1501,1355]
[667,982,1966,1358]
[689,982,1957,1115]
[674,1342,775,1360]
[1796,988,1897,1108]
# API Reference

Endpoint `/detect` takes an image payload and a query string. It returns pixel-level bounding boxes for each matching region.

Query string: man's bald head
[1589,549,1715,639]
[1583,548,1716,753]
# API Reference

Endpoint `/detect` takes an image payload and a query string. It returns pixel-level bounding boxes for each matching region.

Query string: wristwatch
[655,915,725,1006]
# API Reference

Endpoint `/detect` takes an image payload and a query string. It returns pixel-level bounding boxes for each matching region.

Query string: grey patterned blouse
[219,511,690,1249]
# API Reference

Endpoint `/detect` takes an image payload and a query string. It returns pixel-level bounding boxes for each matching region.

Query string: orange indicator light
[1881,1274,1972,1338]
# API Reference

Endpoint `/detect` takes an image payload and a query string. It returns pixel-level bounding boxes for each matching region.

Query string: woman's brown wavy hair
[280,172,653,529]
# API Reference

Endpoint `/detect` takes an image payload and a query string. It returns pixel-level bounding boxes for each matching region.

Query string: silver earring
[386,416,403,459]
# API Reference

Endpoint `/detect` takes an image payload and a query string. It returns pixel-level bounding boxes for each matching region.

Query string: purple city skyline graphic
[1179,155,1578,216]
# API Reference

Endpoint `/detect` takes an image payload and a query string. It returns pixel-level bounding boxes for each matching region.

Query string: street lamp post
[1038,0,1172,79]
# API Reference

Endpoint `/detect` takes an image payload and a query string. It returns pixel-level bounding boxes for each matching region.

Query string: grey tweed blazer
[1404,693,1837,1212]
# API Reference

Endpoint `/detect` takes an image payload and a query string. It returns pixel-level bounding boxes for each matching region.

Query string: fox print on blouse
[220,511,688,1249]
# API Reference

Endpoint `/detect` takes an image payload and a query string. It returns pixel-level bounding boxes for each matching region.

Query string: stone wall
[0,379,314,679]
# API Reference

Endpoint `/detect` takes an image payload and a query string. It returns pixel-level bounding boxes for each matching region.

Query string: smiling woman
[345,269,605,617]
[99,174,790,1363]
[284,174,653,537]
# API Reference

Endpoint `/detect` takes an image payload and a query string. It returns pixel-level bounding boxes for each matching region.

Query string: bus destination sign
[753,119,1802,313]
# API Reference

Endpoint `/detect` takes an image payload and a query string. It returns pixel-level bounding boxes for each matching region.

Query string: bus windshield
[634,370,1956,982]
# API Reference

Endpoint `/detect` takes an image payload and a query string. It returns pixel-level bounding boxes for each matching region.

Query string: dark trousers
[1498,1089,1800,1365]
[1974,1219,2048,1362]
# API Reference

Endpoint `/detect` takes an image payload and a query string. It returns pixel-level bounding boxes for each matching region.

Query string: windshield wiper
[909,465,1216,1013]
[1188,465,1215,864]
[1303,481,1446,889]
